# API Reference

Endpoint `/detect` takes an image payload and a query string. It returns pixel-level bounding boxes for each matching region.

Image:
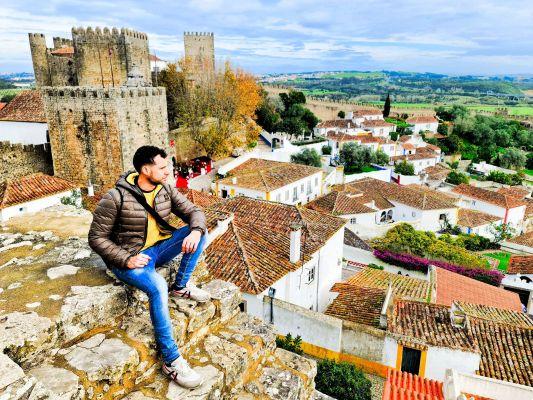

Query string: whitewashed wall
[0,190,74,222]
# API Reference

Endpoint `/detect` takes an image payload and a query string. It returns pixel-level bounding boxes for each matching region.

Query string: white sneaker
[162,356,203,388]
[171,281,211,303]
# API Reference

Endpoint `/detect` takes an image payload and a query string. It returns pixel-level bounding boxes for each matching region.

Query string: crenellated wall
[184,31,215,74]
[0,141,53,182]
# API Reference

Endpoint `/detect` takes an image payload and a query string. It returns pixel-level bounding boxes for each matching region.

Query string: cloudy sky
[1,0,532,75]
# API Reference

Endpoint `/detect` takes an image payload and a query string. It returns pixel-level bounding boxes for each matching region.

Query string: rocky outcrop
[0,231,317,400]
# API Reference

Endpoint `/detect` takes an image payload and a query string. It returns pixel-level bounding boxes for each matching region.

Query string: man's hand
[182,230,202,254]
[127,254,151,269]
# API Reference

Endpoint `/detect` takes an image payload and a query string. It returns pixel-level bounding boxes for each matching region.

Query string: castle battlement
[41,86,165,99]
[0,140,49,153]
[53,37,73,48]
[184,31,214,37]
[71,26,148,40]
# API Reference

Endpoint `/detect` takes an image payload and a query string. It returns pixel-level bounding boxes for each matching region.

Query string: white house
[501,255,533,314]
[0,173,76,222]
[359,119,396,138]
[456,208,502,239]
[314,119,365,136]
[202,197,346,317]
[405,115,439,134]
[451,184,527,234]
[216,158,324,205]
[0,90,48,145]
[149,54,168,74]
[347,109,384,126]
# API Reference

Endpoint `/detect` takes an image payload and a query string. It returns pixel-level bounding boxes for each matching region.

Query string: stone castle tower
[183,32,215,74]
[29,27,151,88]
[29,27,171,190]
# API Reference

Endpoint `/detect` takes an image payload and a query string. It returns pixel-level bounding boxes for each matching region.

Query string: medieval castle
[183,31,215,74]
[29,27,169,190]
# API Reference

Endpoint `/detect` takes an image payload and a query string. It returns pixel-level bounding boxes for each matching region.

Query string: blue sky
[1,0,532,75]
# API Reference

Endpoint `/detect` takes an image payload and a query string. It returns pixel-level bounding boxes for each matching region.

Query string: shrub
[394,160,415,176]
[290,148,322,167]
[322,144,332,155]
[487,170,524,185]
[337,110,345,118]
[367,263,384,270]
[446,170,469,185]
[315,359,372,400]
[60,189,81,208]
[275,333,303,355]
[373,249,504,286]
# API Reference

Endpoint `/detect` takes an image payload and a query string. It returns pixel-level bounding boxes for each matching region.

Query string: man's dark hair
[133,146,167,172]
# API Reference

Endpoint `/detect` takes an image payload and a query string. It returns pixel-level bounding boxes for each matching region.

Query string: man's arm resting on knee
[88,191,132,269]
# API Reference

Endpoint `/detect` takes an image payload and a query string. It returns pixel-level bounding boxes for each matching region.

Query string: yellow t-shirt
[126,172,172,251]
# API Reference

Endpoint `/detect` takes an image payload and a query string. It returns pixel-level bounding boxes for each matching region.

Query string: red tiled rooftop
[0,102,6,111]
[507,255,533,275]
[178,189,220,209]
[0,173,75,209]
[506,231,533,249]
[0,90,46,123]
[452,184,527,209]
[434,267,522,311]
[406,116,438,124]
[50,46,74,56]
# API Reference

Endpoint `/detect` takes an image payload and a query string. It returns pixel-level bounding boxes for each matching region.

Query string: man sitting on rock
[89,145,210,389]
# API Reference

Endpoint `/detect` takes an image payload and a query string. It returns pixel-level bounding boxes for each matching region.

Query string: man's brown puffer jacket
[88,171,207,270]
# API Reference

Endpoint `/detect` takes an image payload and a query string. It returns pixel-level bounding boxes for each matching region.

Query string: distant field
[366,101,533,116]
[321,71,385,79]
[302,89,344,96]
[0,88,24,99]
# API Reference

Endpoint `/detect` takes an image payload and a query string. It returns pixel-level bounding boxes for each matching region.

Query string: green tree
[339,142,375,174]
[394,160,415,175]
[337,110,345,118]
[437,122,449,136]
[489,223,516,244]
[527,152,533,170]
[383,93,391,117]
[290,148,322,167]
[275,333,303,355]
[322,144,332,155]
[315,359,371,400]
[446,170,469,185]
[375,149,389,166]
[279,90,306,110]
[255,91,281,133]
[498,147,527,169]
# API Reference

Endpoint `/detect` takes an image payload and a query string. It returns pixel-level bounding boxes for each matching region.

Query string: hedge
[373,249,504,286]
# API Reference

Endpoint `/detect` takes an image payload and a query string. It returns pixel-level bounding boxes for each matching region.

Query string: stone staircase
[0,231,317,400]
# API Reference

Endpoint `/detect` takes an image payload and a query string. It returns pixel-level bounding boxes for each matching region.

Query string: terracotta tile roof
[401,143,415,150]
[353,109,383,117]
[149,54,164,62]
[0,90,46,123]
[406,116,438,124]
[497,186,531,199]
[383,369,444,400]
[325,283,386,327]
[219,158,322,192]
[317,119,354,129]
[506,231,533,249]
[388,300,478,352]
[425,143,441,152]
[357,134,383,144]
[360,119,395,128]
[342,178,457,210]
[50,46,74,56]
[424,164,451,181]
[346,267,430,301]
[0,102,6,111]
[457,208,501,228]
[470,318,533,387]
[0,173,75,210]
[399,135,411,142]
[507,255,533,275]
[452,184,527,209]
[333,181,394,210]
[326,131,357,142]
[178,189,220,208]
[455,301,533,327]
[434,267,522,311]
[306,191,375,215]
[391,148,440,162]
[203,197,346,294]
[525,198,533,216]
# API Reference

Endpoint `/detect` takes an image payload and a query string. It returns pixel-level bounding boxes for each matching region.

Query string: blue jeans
[111,226,206,364]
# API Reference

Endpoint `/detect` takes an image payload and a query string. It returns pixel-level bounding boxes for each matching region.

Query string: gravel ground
[366,373,385,400]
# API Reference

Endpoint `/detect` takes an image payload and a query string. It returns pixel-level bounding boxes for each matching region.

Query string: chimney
[87,181,94,197]
[289,223,302,263]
